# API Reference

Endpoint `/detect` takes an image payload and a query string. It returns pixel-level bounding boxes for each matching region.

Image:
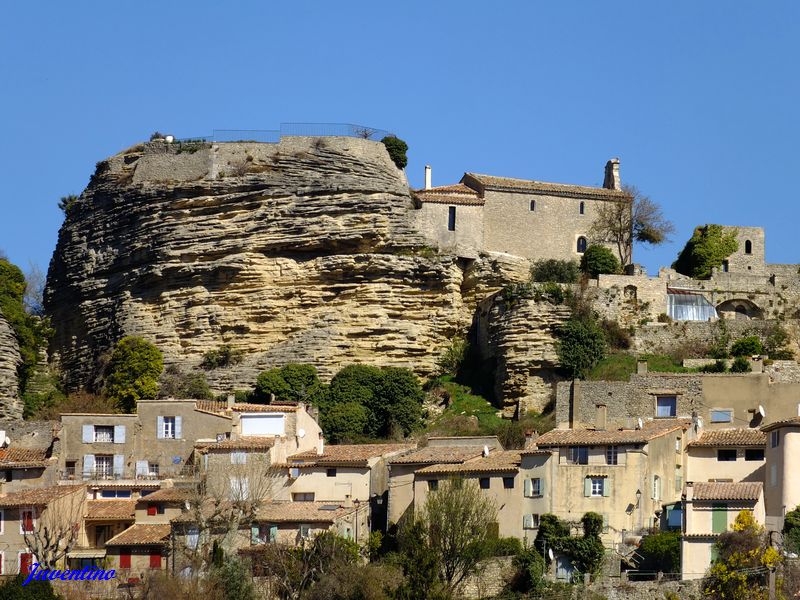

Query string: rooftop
[534,419,691,448]
[417,450,522,476]
[761,417,800,432]
[86,500,136,520]
[414,184,484,206]
[689,429,766,448]
[0,484,84,507]
[196,437,277,453]
[195,400,300,416]
[690,482,763,502]
[288,444,414,467]
[462,173,630,201]
[389,445,484,465]
[0,447,49,469]
[253,501,359,523]
[139,487,193,503]
[105,523,171,547]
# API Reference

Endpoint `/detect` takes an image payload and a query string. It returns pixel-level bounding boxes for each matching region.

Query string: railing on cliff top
[176,122,394,144]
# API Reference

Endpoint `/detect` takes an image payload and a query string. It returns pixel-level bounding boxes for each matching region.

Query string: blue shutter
[136,460,148,477]
[114,425,126,444]
[524,478,532,497]
[157,416,164,439]
[584,477,592,497]
[603,477,611,497]
[251,524,260,545]
[82,425,93,444]
[539,478,546,497]
[175,417,183,439]
[269,525,278,542]
[113,454,124,477]
[83,454,94,477]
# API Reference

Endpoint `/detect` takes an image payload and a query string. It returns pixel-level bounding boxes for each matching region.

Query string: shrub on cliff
[201,345,244,369]
[672,224,739,279]
[381,136,408,169]
[730,355,752,373]
[555,318,606,379]
[531,259,579,283]
[730,336,763,357]
[104,336,163,412]
[579,245,620,278]
[252,363,325,404]
[159,365,213,399]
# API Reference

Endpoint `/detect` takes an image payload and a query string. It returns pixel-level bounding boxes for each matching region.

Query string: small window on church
[530,200,536,212]
[745,240,752,254]
[577,237,587,253]
[579,201,585,215]
[447,206,456,231]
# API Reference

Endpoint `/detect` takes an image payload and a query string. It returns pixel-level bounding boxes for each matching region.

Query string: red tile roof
[691,482,763,501]
[289,444,414,467]
[389,446,484,465]
[535,419,691,448]
[0,447,49,469]
[0,484,84,507]
[689,429,766,448]
[414,184,484,206]
[254,502,359,523]
[761,417,800,432]
[194,400,300,415]
[105,524,171,546]
[139,488,192,503]
[417,450,522,475]
[463,173,630,201]
[86,500,136,520]
[196,437,276,453]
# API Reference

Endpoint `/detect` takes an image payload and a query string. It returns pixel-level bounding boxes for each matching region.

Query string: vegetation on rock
[534,512,606,576]
[104,336,164,412]
[555,318,607,379]
[730,336,764,357]
[252,363,325,405]
[672,224,738,279]
[580,245,621,278]
[201,345,244,370]
[530,259,579,283]
[159,365,213,399]
[381,136,408,169]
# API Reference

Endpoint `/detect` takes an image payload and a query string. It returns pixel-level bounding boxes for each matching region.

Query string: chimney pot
[424,165,432,190]
[603,158,621,190]
[226,394,235,409]
[318,433,324,456]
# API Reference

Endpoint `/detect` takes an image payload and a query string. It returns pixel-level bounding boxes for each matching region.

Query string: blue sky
[1,2,799,276]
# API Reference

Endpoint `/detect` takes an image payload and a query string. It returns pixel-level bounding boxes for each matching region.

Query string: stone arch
[716,299,763,320]
[577,236,587,253]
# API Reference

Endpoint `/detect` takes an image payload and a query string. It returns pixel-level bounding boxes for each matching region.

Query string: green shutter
[269,525,278,542]
[584,477,592,497]
[539,478,546,497]
[603,477,611,497]
[251,524,260,545]
[712,504,727,533]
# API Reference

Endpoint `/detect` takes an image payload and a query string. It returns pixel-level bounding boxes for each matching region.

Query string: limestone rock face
[0,310,23,419]
[481,297,571,416]
[45,137,518,392]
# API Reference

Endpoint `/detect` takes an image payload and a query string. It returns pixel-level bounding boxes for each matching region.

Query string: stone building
[413,160,631,262]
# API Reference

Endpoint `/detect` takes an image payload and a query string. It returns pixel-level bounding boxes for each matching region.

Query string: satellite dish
[2,436,9,448]
[637,418,643,430]
[548,548,554,561]
[483,445,490,457]
[757,405,766,418]
[297,428,306,439]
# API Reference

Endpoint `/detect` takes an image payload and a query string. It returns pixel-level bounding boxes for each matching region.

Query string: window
[20,509,34,534]
[479,477,491,490]
[147,503,164,516]
[717,449,737,462]
[745,448,765,461]
[652,475,661,501]
[231,452,247,465]
[676,438,682,453]
[590,477,604,497]
[530,478,541,497]
[745,240,752,254]
[3,470,10,483]
[530,200,536,212]
[0,509,4,535]
[94,455,112,477]
[100,489,131,498]
[771,431,780,448]
[292,492,315,502]
[94,426,114,443]
[186,526,199,550]
[149,548,161,569]
[447,206,456,231]
[712,504,727,533]
[428,479,438,491]
[711,410,733,423]
[162,417,176,439]
[503,477,515,489]
[230,476,250,500]
[569,446,588,465]
[326,468,337,478]
[119,548,131,569]
[606,446,618,465]
[523,514,540,529]
[576,237,587,253]
[656,396,677,418]
[253,523,277,544]
[579,201,585,215]
[722,260,729,273]
[19,553,33,576]
[148,463,159,477]
[299,524,311,539]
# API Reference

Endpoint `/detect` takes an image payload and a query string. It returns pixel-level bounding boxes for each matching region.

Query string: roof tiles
[534,419,691,448]
[691,482,763,501]
[0,447,49,469]
[254,502,359,523]
[463,173,630,200]
[0,484,84,507]
[105,524,171,547]
[417,450,522,475]
[288,444,414,467]
[689,429,766,448]
[86,500,136,520]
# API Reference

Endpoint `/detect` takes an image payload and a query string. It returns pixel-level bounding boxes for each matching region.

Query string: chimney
[595,404,607,431]
[317,433,324,456]
[424,165,432,190]
[226,394,235,409]
[637,360,648,374]
[269,393,275,404]
[603,158,621,190]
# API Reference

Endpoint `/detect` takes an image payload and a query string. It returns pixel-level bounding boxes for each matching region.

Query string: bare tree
[23,488,86,569]
[589,185,675,266]
[23,262,46,317]
[353,127,376,139]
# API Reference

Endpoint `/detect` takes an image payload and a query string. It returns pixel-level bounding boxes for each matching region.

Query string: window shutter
[114,425,126,444]
[603,477,611,497]
[602,514,609,530]
[113,455,125,477]
[251,524,260,545]
[175,417,183,439]
[187,527,199,549]
[540,478,546,497]
[83,454,95,476]
[523,514,533,529]
[157,416,164,439]
[242,477,250,499]
[83,425,93,444]
[524,478,532,498]
[584,477,592,497]
[269,525,278,542]
[136,461,148,477]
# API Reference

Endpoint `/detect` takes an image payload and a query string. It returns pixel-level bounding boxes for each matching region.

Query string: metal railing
[175,122,394,144]
[60,469,168,481]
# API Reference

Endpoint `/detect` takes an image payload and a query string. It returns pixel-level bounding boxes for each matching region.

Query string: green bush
[579,245,620,278]
[531,259,579,283]
[485,536,523,557]
[58,194,79,215]
[730,336,763,357]
[600,318,632,350]
[0,574,60,600]
[511,544,546,594]
[765,324,793,359]
[437,338,468,376]
[159,365,213,399]
[252,364,325,404]
[381,136,408,169]
[672,224,738,279]
[637,531,680,574]
[783,505,800,554]
[201,344,244,369]
[730,356,752,373]
[700,360,728,373]
[322,401,370,443]
[555,318,607,378]
[209,557,256,600]
[104,336,164,412]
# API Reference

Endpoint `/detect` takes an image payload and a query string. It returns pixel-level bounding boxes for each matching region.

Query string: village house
[685,428,766,484]
[762,417,800,535]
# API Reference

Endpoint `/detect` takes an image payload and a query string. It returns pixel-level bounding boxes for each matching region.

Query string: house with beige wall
[762,417,800,534]
[686,429,766,484]
[681,481,764,580]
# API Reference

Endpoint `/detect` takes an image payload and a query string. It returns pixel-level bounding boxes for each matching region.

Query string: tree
[672,224,739,280]
[395,519,450,600]
[555,318,607,379]
[252,364,325,404]
[589,185,675,266]
[0,574,59,600]
[207,557,256,600]
[510,543,546,595]
[104,336,163,412]
[418,478,498,592]
[782,505,800,554]
[159,365,213,399]
[637,531,680,574]
[381,136,408,169]
[57,194,79,215]
[531,259,580,283]
[580,245,621,278]
[23,488,86,570]
[730,336,764,357]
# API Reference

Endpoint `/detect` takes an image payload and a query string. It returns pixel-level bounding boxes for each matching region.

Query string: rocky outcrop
[480,296,572,416]
[0,309,23,419]
[45,137,523,392]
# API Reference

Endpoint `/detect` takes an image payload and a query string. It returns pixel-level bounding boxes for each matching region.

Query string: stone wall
[588,578,702,600]
[0,310,22,420]
[456,555,516,599]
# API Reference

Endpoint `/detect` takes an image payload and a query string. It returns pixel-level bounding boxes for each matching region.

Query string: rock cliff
[45,137,527,392]
[0,309,23,419]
